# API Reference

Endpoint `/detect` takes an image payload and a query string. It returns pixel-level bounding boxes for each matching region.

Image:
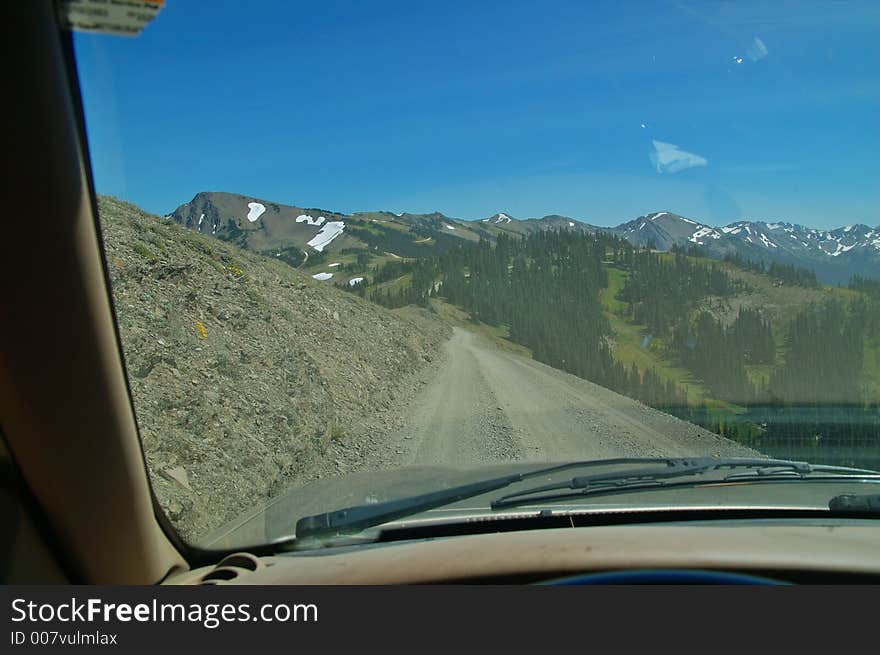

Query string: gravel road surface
[395,327,758,465]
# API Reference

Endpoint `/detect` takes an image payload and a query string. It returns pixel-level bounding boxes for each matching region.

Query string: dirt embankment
[99,196,449,541]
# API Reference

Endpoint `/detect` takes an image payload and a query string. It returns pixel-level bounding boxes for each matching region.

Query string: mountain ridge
[169,191,879,283]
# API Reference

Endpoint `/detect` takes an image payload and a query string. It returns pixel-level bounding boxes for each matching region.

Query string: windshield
[69,1,880,547]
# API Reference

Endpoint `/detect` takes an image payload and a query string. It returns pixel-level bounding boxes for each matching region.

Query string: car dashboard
[165,518,880,585]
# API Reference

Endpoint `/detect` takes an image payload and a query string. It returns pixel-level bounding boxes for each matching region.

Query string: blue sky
[74,0,879,228]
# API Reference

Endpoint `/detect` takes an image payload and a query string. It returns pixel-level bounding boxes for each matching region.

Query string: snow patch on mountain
[296,214,326,226]
[760,233,778,248]
[307,222,345,252]
[246,202,265,223]
[690,226,721,243]
[830,243,856,257]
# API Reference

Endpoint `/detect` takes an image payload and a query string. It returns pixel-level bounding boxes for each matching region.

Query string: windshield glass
[70,1,880,547]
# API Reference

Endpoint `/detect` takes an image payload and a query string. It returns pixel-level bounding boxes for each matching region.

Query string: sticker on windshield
[57,0,164,37]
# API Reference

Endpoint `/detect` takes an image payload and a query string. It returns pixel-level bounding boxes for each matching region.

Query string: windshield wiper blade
[488,457,858,510]
[294,457,687,540]
[492,472,880,510]
[295,473,520,541]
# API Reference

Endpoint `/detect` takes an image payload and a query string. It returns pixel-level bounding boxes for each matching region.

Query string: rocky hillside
[98,196,450,542]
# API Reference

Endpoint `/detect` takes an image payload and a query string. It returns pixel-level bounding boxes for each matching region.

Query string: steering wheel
[540,569,787,585]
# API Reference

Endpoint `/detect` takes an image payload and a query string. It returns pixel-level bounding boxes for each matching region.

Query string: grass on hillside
[599,267,717,405]
[601,255,880,410]
[301,252,410,282]
[375,272,415,294]
[745,364,773,392]
[710,258,859,332]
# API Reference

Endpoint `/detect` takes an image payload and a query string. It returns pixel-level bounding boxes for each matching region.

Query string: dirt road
[206,327,759,546]
[395,327,757,465]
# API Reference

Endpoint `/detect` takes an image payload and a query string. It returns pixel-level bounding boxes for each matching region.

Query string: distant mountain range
[169,192,879,284]
[610,211,880,284]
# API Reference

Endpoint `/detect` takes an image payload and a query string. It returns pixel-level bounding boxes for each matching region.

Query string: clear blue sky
[73,0,879,228]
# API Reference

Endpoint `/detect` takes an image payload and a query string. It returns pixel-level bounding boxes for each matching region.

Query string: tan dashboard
[165,523,880,584]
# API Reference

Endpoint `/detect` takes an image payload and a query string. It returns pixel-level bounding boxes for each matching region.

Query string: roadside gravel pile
[98,196,449,541]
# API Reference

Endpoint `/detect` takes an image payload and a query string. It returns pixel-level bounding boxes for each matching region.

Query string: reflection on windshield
[650,140,708,174]
[72,1,880,545]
